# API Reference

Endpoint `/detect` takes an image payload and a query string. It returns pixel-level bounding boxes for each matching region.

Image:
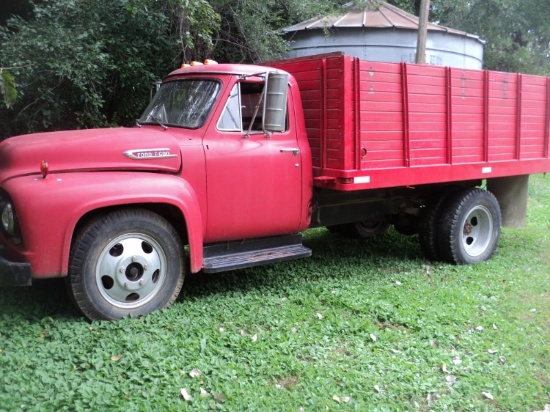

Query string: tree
[459,0,550,74]
[0,0,181,138]
[2,0,548,139]
[126,0,220,62]
[0,0,341,138]
[387,0,550,74]
[0,68,16,108]
[209,0,347,63]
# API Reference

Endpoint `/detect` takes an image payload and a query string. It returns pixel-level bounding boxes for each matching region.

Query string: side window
[217,82,267,132]
[240,83,264,131]
[217,84,241,131]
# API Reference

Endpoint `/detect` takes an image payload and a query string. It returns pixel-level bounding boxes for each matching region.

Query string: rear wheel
[438,189,501,264]
[68,209,185,320]
[393,216,419,236]
[418,192,454,261]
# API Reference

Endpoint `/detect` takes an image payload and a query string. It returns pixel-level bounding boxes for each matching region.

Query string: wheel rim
[460,205,493,257]
[355,220,389,236]
[357,221,382,232]
[95,233,167,309]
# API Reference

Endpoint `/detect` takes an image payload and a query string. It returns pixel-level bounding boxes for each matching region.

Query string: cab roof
[165,63,286,80]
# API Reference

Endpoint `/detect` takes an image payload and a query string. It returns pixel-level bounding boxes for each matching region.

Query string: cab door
[203,80,303,242]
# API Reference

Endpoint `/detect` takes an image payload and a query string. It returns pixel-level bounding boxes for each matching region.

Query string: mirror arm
[244,85,267,139]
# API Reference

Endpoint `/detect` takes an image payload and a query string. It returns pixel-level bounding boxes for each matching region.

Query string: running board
[202,234,311,273]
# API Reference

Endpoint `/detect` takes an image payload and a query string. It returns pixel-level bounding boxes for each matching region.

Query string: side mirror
[150,80,162,101]
[263,72,288,133]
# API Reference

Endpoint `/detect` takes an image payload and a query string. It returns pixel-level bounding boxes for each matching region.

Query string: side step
[202,234,311,273]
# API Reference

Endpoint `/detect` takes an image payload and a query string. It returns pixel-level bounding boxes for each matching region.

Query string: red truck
[1,53,549,320]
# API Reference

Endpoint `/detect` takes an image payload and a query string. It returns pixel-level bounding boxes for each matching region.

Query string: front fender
[4,171,204,278]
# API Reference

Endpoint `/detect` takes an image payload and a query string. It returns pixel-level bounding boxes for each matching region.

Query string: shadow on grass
[182,228,424,300]
[0,277,80,321]
[0,229,424,320]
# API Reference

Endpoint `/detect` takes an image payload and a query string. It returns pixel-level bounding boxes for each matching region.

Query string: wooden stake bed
[270,53,550,191]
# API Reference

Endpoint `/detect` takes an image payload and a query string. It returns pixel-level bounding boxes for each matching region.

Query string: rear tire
[438,189,501,264]
[418,192,454,261]
[68,209,185,320]
[393,217,419,236]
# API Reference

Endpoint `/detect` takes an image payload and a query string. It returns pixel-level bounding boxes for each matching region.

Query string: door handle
[280,148,300,156]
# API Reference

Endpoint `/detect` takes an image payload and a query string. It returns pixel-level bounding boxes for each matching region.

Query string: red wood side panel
[324,56,352,170]
[272,59,324,168]
[546,77,550,158]
[487,72,518,162]
[406,65,448,166]
[519,75,547,159]
[450,68,485,164]
[358,60,405,169]
[269,53,550,191]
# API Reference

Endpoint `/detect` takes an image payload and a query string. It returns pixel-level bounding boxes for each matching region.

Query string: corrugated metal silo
[283,1,484,69]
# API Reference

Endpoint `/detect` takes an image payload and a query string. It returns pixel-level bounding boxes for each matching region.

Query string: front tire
[68,209,185,320]
[438,189,501,264]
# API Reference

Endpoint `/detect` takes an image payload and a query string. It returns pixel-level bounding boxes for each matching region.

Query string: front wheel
[68,209,185,320]
[438,189,502,264]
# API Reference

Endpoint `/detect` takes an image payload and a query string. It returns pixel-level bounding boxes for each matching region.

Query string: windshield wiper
[151,116,168,130]
[139,116,168,130]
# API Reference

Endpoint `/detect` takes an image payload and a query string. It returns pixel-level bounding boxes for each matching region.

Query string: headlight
[1,201,16,236]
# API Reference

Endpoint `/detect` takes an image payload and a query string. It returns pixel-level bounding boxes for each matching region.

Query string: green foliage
[1,0,549,138]
[0,69,16,108]
[387,0,550,74]
[0,0,342,137]
[462,0,550,74]
[126,0,220,62]
[0,175,549,410]
[210,0,347,63]
[0,0,180,138]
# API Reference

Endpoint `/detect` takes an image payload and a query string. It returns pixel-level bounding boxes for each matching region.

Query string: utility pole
[415,0,430,64]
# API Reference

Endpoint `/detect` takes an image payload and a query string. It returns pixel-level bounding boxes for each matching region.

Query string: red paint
[270,53,550,190]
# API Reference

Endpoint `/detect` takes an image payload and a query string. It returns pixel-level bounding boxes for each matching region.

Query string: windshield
[139,79,221,129]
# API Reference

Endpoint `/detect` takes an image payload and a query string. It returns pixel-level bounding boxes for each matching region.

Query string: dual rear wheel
[419,188,502,264]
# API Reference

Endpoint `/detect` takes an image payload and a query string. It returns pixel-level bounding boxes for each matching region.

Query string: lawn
[1,175,549,411]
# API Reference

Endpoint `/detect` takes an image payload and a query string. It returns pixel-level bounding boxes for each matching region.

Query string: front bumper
[0,246,32,286]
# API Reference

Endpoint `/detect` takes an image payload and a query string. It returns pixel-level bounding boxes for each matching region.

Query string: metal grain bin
[283,1,484,69]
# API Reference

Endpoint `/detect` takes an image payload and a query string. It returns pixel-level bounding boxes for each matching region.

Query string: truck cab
[142,64,313,243]
[0,63,312,320]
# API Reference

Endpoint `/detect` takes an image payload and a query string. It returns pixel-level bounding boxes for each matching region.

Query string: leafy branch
[0,68,17,108]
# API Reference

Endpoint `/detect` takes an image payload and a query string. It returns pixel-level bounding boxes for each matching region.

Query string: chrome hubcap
[461,205,493,257]
[95,233,166,309]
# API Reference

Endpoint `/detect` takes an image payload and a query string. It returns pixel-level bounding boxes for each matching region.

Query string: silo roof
[284,1,482,42]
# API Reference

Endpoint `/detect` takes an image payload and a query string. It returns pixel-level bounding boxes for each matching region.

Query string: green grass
[1,174,549,411]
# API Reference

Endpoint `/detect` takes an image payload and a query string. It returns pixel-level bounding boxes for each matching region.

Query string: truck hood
[0,127,182,181]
